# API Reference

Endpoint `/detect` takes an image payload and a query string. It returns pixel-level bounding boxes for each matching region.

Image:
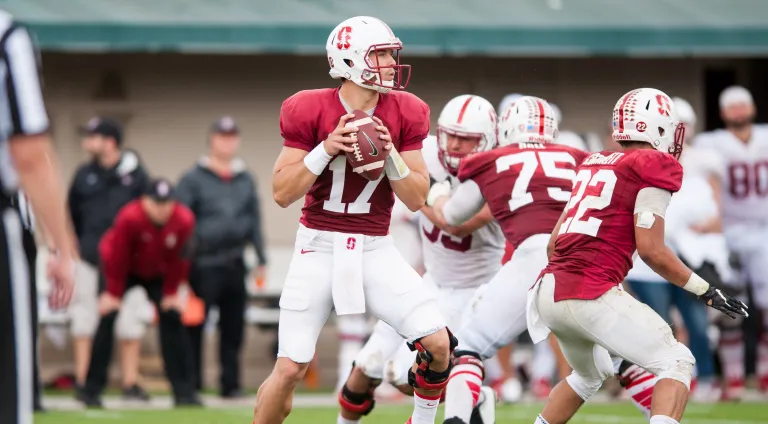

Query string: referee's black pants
[188,259,247,395]
[20,224,42,410]
[0,206,35,424]
[83,276,196,400]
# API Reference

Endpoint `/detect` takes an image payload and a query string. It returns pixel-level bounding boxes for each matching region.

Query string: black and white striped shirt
[0,12,50,193]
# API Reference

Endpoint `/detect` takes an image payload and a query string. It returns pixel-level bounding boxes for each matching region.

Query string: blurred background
[10,0,768,405]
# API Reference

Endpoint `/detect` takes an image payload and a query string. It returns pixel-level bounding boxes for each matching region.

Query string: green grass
[34,402,768,424]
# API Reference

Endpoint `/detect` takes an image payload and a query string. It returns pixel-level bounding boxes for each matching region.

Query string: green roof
[4,0,768,55]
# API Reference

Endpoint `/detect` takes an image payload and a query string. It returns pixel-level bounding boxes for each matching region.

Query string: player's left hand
[700,286,748,319]
[161,293,182,312]
[372,116,393,151]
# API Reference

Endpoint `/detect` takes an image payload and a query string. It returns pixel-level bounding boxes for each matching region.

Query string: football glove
[700,286,748,319]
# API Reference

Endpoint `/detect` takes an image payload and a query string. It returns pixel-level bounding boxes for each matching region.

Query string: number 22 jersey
[545,148,683,301]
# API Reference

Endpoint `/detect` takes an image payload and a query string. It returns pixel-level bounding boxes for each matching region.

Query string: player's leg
[364,244,453,424]
[614,358,657,419]
[338,320,406,423]
[335,314,371,393]
[68,261,100,396]
[253,247,334,424]
[573,287,695,423]
[444,236,547,423]
[115,286,153,400]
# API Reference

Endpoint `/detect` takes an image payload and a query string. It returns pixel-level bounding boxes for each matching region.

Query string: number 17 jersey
[545,149,683,302]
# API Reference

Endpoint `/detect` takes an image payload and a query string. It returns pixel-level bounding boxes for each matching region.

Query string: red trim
[448,370,483,382]
[457,96,474,124]
[415,392,443,401]
[535,99,545,135]
[626,373,656,389]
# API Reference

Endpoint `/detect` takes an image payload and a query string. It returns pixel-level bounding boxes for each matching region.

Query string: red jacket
[100,200,195,297]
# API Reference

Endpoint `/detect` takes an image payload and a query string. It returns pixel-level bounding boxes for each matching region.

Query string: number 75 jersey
[457,142,589,249]
[545,149,683,302]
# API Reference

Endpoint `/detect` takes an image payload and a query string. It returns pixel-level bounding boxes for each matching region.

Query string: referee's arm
[5,26,76,260]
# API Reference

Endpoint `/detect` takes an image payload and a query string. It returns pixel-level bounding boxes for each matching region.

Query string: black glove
[700,286,749,319]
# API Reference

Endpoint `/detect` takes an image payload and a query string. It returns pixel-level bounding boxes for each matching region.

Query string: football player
[337,94,503,424]
[693,86,768,400]
[254,16,454,424]
[430,96,664,423]
[529,88,747,424]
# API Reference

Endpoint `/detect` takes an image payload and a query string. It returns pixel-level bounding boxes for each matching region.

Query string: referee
[0,12,77,424]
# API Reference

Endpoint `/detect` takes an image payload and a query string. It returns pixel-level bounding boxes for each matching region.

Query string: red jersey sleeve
[632,149,684,193]
[457,151,494,183]
[100,206,135,298]
[280,91,318,152]
[399,94,430,152]
[571,148,591,166]
[162,206,195,297]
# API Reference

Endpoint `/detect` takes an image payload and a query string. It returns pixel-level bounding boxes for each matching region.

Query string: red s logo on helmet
[336,26,353,50]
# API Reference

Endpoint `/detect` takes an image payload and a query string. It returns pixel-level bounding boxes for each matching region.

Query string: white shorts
[532,273,695,388]
[68,261,153,340]
[277,225,446,363]
[724,223,768,309]
[454,234,549,358]
[355,272,481,384]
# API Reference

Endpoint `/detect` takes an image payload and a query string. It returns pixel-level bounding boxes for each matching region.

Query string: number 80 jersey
[545,149,683,302]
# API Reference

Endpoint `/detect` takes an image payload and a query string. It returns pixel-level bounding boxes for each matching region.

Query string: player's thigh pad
[436,285,480,331]
[115,286,153,340]
[571,286,695,389]
[355,320,408,380]
[277,232,335,363]
[68,261,100,337]
[455,235,549,357]
[363,243,445,342]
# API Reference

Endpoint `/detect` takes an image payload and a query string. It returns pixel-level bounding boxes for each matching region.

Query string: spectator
[176,116,267,398]
[80,179,199,407]
[626,96,729,402]
[67,117,153,401]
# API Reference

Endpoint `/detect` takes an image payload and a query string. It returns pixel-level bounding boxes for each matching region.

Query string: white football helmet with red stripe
[498,96,558,146]
[326,16,410,94]
[437,94,497,175]
[612,88,685,159]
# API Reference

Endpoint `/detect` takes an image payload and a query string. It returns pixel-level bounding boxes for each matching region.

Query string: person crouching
[79,179,201,407]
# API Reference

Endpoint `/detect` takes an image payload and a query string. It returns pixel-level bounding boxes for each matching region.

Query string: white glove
[426,180,451,207]
[385,148,410,180]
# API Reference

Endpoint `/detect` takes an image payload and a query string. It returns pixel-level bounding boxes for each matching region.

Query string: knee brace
[566,372,604,401]
[451,350,486,380]
[407,329,459,391]
[338,362,382,416]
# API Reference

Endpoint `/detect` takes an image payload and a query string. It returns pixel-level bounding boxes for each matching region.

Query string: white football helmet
[672,97,696,127]
[612,88,685,159]
[437,95,497,175]
[326,16,410,94]
[498,96,559,146]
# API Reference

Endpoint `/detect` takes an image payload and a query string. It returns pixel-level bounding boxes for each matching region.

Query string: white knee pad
[655,345,695,390]
[115,287,153,340]
[566,345,614,401]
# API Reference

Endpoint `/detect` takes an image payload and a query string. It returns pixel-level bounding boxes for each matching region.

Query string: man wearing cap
[176,116,267,398]
[67,117,153,402]
[80,179,200,407]
[694,85,768,399]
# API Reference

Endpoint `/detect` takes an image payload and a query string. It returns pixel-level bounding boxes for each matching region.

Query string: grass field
[34,401,768,424]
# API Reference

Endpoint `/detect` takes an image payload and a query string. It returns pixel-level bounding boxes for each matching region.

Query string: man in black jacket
[67,117,152,401]
[177,116,267,398]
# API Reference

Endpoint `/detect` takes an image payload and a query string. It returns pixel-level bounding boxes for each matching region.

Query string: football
[345,109,389,181]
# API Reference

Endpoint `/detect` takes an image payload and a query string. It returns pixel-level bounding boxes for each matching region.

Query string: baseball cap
[80,117,123,145]
[145,178,175,202]
[210,116,239,134]
[719,86,753,109]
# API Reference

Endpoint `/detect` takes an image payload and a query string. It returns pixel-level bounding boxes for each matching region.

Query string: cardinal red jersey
[545,148,683,301]
[280,87,430,236]
[458,142,589,249]
[100,201,195,297]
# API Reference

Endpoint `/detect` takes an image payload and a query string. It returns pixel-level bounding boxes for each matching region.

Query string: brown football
[345,109,389,181]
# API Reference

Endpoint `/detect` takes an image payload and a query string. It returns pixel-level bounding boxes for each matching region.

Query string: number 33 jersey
[545,149,683,301]
[457,142,589,249]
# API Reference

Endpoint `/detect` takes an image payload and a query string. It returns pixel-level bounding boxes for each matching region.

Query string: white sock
[410,392,442,424]
[337,416,360,424]
[534,414,549,424]
[649,415,679,424]
[443,362,483,422]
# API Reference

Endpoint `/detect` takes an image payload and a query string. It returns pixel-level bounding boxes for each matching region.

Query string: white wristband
[385,148,410,181]
[303,143,333,176]
[683,272,710,296]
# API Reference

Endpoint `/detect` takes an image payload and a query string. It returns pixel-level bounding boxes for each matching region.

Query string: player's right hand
[98,292,122,316]
[700,286,749,319]
[323,113,359,155]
